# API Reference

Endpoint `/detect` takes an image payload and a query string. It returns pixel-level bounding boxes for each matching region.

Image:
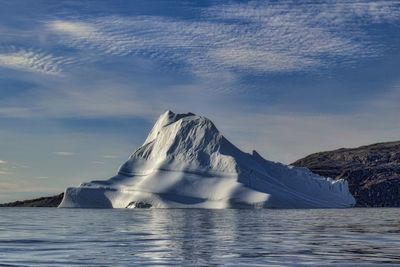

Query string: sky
[0,0,399,202]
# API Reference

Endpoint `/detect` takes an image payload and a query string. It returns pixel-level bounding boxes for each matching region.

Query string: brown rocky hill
[292,141,400,207]
[0,193,63,207]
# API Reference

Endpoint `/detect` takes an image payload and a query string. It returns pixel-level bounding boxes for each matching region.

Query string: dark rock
[0,193,64,207]
[292,141,400,207]
[125,201,152,208]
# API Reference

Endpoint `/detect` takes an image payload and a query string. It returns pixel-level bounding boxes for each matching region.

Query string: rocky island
[0,193,64,207]
[293,141,400,207]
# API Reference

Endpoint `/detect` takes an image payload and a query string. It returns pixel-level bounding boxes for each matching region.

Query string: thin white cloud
[212,106,400,164]
[208,47,318,72]
[54,151,75,156]
[37,83,158,118]
[367,81,400,113]
[0,181,17,190]
[91,160,105,165]
[46,1,400,74]
[0,160,10,175]
[0,49,67,75]
[207,1,400,25]
[50,20,97,36]
[0,74,162,119]
[10,163,30,169]
[312,1,400,24]
[0,180,58,193]
[0,107,35,118]
[102,155,118,159]
[35,176,50,179]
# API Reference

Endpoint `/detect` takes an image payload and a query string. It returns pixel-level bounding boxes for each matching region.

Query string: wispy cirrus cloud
[0,180,58,193]
[46,1,400,75]
[50,20,96,37]
[102,155,118,159]
[208,1,400,27]
[1,1,399,120]
[0,160,11,176]
[46,16,332,73]
[0,48,71,75]
[54,151,75,156]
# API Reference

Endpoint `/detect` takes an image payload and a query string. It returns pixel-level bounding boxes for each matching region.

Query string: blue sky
[0,0,400,202]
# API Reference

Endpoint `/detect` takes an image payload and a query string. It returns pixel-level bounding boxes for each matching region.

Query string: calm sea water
[0,208,399,266]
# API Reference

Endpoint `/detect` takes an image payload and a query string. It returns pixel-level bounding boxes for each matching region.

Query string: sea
[0,208,399,266]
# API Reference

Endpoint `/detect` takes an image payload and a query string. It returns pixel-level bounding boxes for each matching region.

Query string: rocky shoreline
[293,141,400,207]
[0,193,64,207]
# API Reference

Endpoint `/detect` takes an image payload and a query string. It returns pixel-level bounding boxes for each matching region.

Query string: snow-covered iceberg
[59,111,355,209]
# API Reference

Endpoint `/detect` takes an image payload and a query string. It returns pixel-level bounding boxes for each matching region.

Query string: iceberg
[59,111,355,209]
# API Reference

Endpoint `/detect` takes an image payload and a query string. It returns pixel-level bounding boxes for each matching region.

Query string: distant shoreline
[0,193,63,207]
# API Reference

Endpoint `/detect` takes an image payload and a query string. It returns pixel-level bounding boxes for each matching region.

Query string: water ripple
[0,208,399,266]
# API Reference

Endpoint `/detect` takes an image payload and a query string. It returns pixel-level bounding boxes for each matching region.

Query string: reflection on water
[0,208,400,266]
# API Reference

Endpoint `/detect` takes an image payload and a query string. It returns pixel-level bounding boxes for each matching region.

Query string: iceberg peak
[120,111,228,175]
[143,110,197,145]
[59,111,356,209]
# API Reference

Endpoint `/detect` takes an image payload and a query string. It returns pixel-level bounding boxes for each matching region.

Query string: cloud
[102,155,118,159]
[0,48,68,75]
[35,176,50,179]
[0,160,11,175]
[0,1,396,121]
[10,163,30,169]
[46,1,400,75]
[0,181,19,190]
[50,20,97,36]
[0,180,58,193]
[0,69,164,119]
[54,151,75,156]
[207,1,400,25]
[208,47,317,72]
[212,104,400,164]
[0,107,36,118]
[91,160,105,165]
